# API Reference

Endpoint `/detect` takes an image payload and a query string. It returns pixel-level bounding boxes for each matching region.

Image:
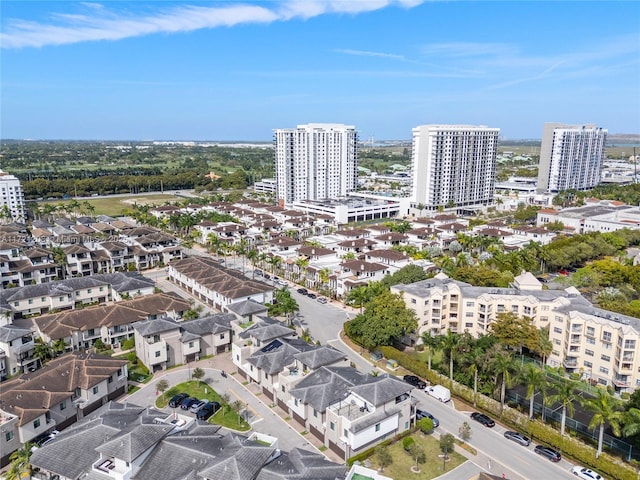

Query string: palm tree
[438,331,461,382]
[488,348,514,410]
[536,327,553,366]
[583,388,624,458]
[33,338,53,366]
[548,380,581,436]
[465,344,484,407]
[346,286,369,314]
[318,267,331,297]
[623,408,640,437]
[8,443,32,479]
[519,363,547,419]
[294,257,309,283]
[420,330,439,371]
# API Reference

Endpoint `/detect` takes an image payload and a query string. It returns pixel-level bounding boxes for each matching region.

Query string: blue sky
[2,1,639,141]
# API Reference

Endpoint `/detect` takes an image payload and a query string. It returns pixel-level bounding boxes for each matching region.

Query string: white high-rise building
[411,125,500,210]
[0,169,26,223]
[537,123,607,193]
[274,123,358,205]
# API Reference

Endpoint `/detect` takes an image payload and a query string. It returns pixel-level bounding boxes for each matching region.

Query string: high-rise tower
[0,169,26,223]
[411,125,499,210]
[274,123,358,205]
[537,123,607,193]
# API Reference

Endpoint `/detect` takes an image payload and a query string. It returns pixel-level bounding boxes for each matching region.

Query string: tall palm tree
[488,348,514,410]
[466,344,485,407]
[420,330,439,371]
[548,381,581,436]
[583,388,624,458]
[438,331,461,382]
[536,327,553,366]
[347,286,369,314]
[267,256,282,275]
[7,443,32,479]
[519,363,547,419]
[294,257,309,283]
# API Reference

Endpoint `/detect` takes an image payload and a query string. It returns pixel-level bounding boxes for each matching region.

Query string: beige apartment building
[392,272,640,392]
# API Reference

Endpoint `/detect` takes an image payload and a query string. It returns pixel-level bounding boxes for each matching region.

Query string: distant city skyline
[1,1,639,141]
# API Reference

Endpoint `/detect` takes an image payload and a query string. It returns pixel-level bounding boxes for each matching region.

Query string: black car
[180,397,197,410]
[297,288,308,295]
[470,412,495,428]
[534,445,561,462]
[416,409,439,428]
[307,293,317,299]
[168,393,189,408]
[402,375,427,390]
[504,430,531,446]
[196,401,221,420]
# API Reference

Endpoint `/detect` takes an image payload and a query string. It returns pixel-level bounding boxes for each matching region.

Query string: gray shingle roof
[96,424,173,462]
[132,317,181,337]
[349,376,412,405]
[0,324,32,343]
[247,338,318,375]
[227,299,268,317]
[256,448,347,480]
[292,346,346,370]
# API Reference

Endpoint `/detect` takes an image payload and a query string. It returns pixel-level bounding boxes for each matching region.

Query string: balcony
[613,376,631,388]
[562,358,578,368]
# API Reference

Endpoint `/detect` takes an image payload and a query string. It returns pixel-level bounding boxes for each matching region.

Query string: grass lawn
[156,380,250,432]
[372,434,466,480]
[410,349,444,370]
[37,193,183,217]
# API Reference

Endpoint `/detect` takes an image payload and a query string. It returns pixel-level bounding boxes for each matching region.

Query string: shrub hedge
[375,345,636,480]
[402,436,415,451]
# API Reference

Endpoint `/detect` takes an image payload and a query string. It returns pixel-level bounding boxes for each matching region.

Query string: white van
[427,385,451,403]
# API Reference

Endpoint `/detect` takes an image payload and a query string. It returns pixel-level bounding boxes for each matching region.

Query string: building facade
[392,273,640,393]
[411,125,500,210]
[0,170,26,223]
[274,123,358,205]
[537,123,607,193]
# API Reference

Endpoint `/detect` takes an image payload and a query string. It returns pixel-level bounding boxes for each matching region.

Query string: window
[541,305,549,311]
[5,431,14,442]
[108,375,113,384]
[465,312,473,317]
[586,327,595,337]
[375,423,381,432]
[330,422,335,431]
[294,399,298,406]
[601,355,611,362]
[28,299,33,305]
[188,341,194,348]
[219,334,225,340]
[553,339,561,345]
[87,288,92,294]
[625,340,636,349]
[584,361,593,368]
[586,337,595,345]
[511,306,519,313]
[60,401,66,410]
[411,298,416,304]
[555,316,563,323]
[313,409,317,418]
[599,366,609,374]
[585,349,594,357]
[155,351,161,357]
[523,306,531,315]
[540,316,548,322]
[602,331,612,342]
[344,428,348,438]
[33,419,41,429]
[466,301,474,307]
[93,386,99,394]
[553,327,562,334]
[13,301,18,307]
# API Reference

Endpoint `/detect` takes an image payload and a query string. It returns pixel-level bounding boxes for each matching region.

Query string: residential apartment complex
[537,123,607,193]
[274,123,358,205]
[393,272,640,392]
[0,170,26,223]
[411,125,500,210]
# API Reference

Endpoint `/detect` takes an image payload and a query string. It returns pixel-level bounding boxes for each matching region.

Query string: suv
[416,409,439,428]
[470,412,495,428]
[403,375,427,390]
[196,401,221,420]
[180,397,197,410]
[534,445,561,462]
[503,430,531,446]
[189,399,208,413]
[169,393,189,408]
[297,288,308,295]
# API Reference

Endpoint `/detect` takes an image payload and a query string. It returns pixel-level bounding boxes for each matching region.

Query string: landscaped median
[155,380,250,432]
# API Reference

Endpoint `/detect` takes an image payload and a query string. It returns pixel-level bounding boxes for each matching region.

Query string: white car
[571,466,604,480]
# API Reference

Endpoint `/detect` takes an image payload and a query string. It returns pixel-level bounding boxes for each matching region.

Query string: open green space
[371,434,466,480]
[156,380,250,432]
[37,193,183,217]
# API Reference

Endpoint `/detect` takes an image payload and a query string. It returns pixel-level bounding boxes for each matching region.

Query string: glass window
[33,419,41,429]
[60,401,66,410]
[93,386,99,394]
[330,422,335,431]
[5,431,14,441]
[375,423,381,432]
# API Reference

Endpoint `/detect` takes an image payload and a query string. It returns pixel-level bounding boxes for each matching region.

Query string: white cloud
[0,0,426,49]
[335,48,407,60]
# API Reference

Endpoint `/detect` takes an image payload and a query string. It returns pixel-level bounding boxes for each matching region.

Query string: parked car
[307,293,317,299]
[317,297,328,304]
[277,279,288,286]
[180,397,197,410]
[571,466,604,480]
[402,375,426,390]
[255,270,263,276]
[196,401,221,420]
[297,288,308,295]
[189,399,208,413]
[30,431,60,451]
[470,412,495,428]
[264,274,271,280]
[426,385,451,402]
[534,445,561,462]
[416,409,439,428]
[503,430,531,446]
[169,393,189,408]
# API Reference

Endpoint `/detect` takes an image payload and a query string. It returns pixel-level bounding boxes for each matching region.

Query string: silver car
[503,430,531,446]
[189,399,208,413]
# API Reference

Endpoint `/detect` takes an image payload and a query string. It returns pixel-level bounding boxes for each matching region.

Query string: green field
[37,193,184,217]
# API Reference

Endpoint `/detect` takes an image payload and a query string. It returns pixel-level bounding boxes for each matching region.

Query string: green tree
[622,408,640,437]
[7,443,32,479]
[548,381,581,436]
[459,421,472,442]
[375,445,393,472]
[519,363,547,419]
[408,443,426,471]
[583,388,624,458]
[417,417,434,434]
[344,290,417,349]
[230,399,245,425]
[487,347,515,409]
[380,264,429,288]
[33,338,53,365]
[489,312,540,353]
[191,367,205,381]
[439,433,455,470]
[438,331,461,382]
[346,286,369,314]
[156,379,169,395]
[421,331,439,371]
